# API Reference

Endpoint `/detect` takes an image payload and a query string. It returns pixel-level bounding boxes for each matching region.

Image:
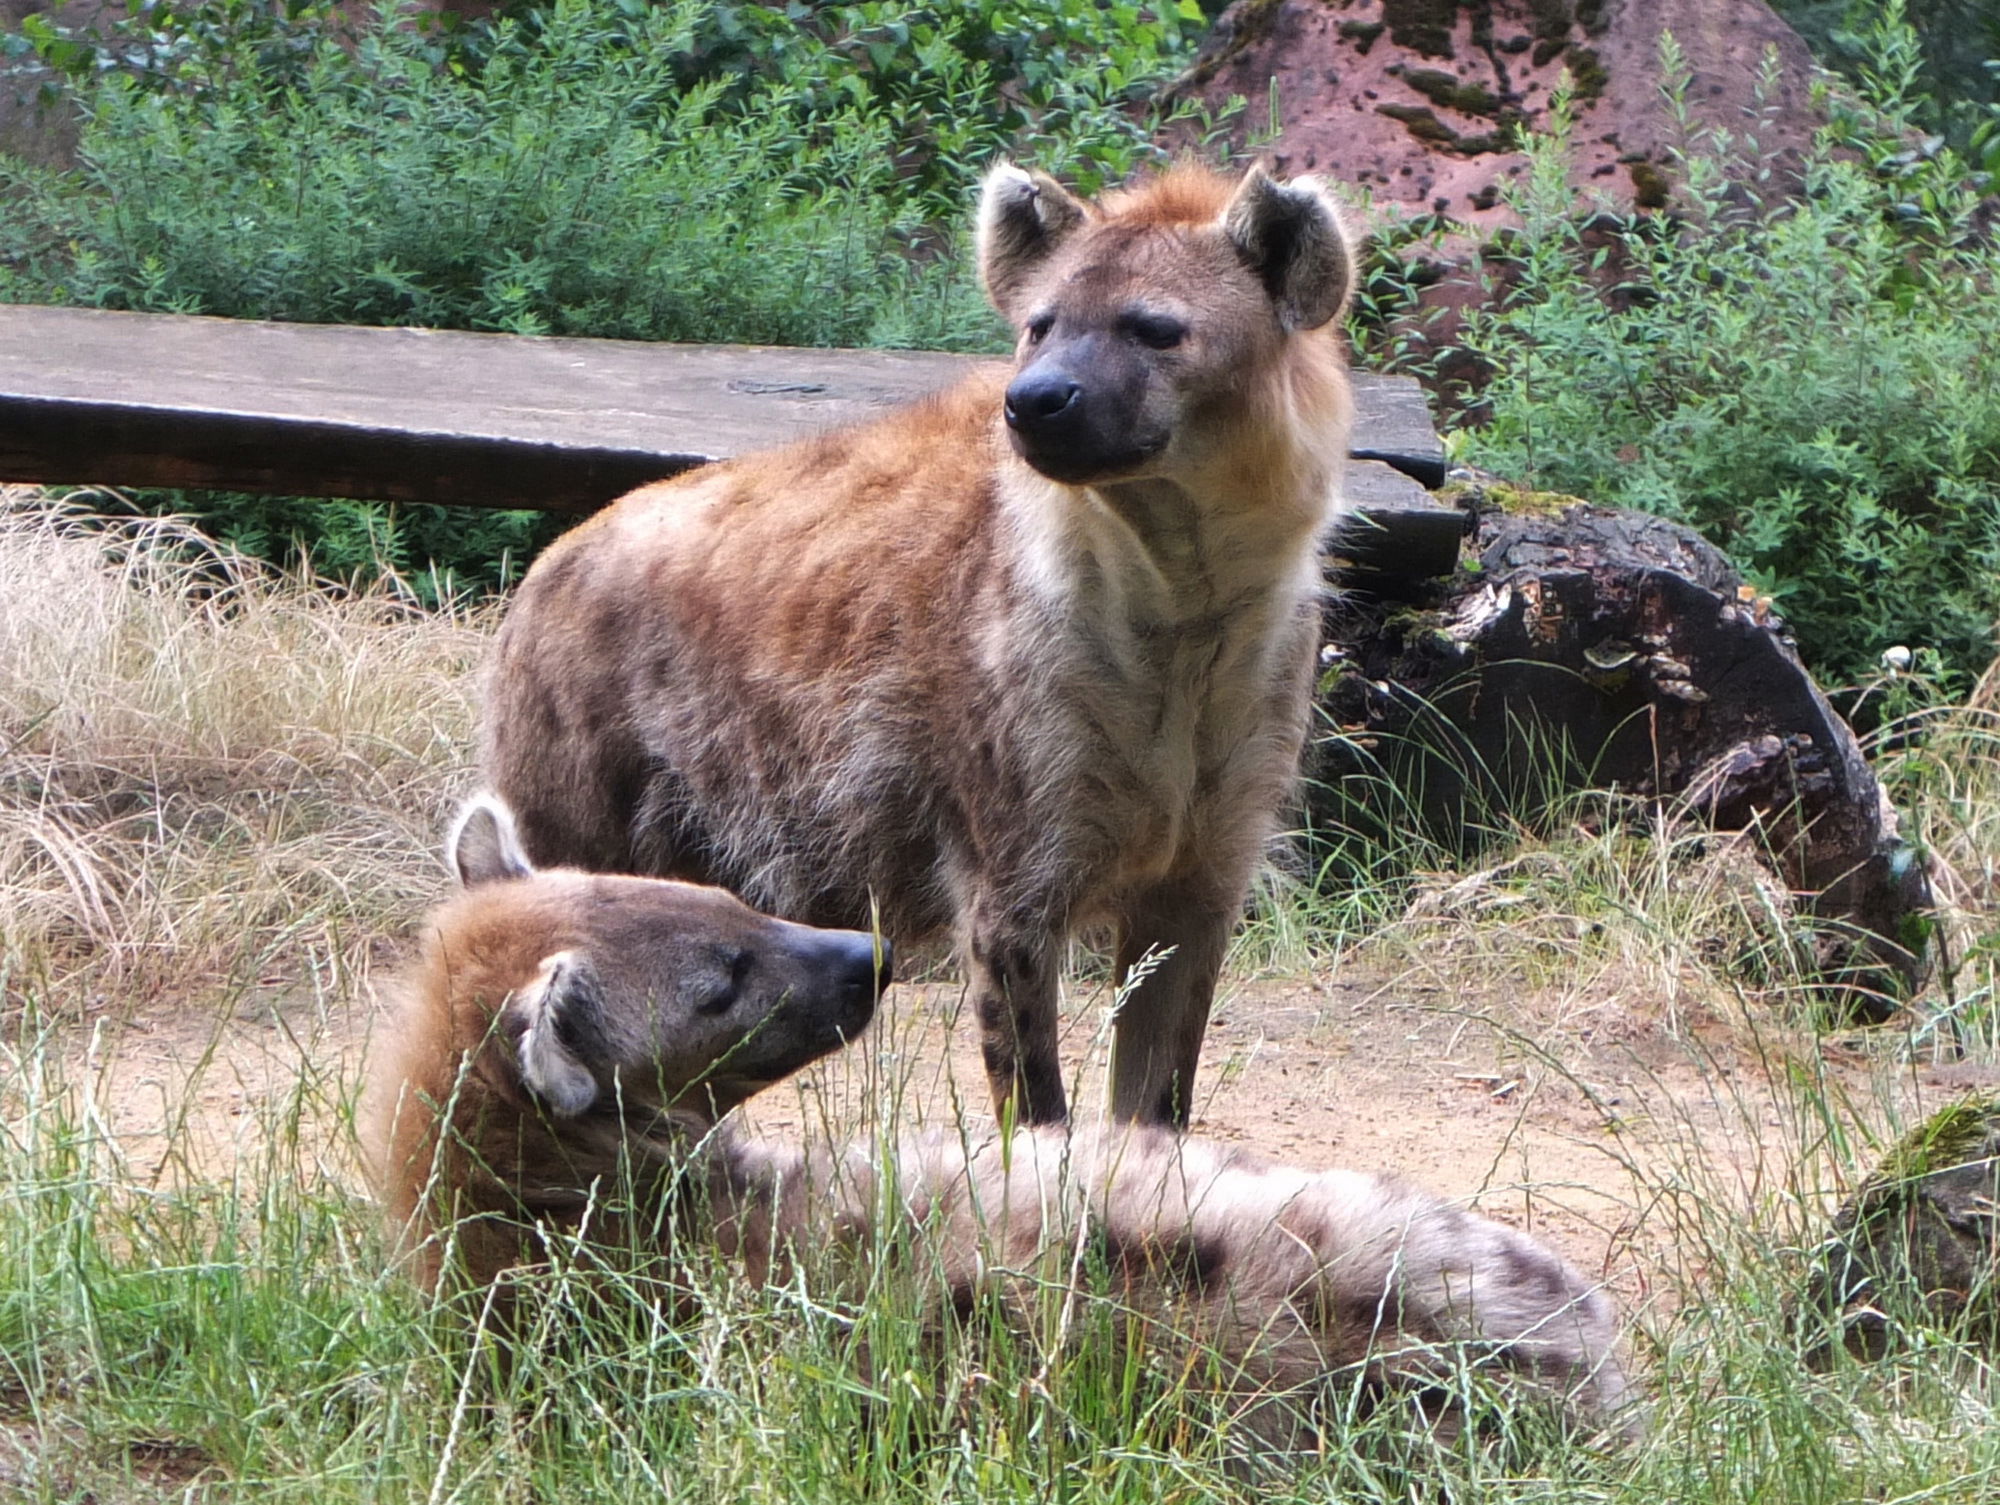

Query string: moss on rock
[1628,159,1671,209]
[1403,66,1501,117]
[1339,18,1386,53]
[1381,0,1462,61]
[1801,1095,2000,1364]
[1567,45,1608,101]
[1376,102,1460,145]
[1449,481,1587,517]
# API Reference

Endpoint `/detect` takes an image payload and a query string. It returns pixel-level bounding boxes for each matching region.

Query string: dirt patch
[39,948,1983,1328]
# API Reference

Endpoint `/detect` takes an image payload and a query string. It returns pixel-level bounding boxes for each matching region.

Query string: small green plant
[1454,9,2000,690]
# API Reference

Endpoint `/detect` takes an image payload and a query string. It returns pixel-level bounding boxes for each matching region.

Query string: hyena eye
[694,948,753,1015]
[1124,311,1188,350]
[1024,313,1054,344]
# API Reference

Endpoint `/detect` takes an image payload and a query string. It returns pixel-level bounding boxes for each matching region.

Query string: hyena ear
[509,950,603,1117]
[977,161,1090,321]
[1221,166,1355,333]
[448,794,535,889]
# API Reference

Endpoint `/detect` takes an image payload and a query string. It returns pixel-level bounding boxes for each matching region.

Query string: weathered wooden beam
[1330,461,1468,590]
[0,303,1446,511]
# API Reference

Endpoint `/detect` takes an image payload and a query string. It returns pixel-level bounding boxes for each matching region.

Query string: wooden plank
[1332,461,1468,587]
[0,303,1445,510]
[1349,377,1447,488]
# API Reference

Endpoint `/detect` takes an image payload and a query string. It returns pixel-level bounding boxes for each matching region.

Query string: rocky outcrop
[1800,1096,2000,1363]
[1175,0,1824,225]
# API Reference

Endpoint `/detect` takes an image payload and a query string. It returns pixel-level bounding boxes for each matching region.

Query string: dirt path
[47,945,1999,1331]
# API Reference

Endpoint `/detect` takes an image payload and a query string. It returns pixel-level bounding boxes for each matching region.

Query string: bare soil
[52,948,1999,1324]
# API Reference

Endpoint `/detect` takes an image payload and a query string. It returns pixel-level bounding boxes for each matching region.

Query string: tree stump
[1314,483,1933,1012]
[1799,1095,2000,1364]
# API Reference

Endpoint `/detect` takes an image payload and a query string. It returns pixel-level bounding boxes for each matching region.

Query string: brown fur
[480,162,1357,1126]
[367,796,887,1294]
[367,802,1640,1447]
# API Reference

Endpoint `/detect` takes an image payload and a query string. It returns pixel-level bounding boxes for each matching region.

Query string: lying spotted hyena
[481,162,1359,1127]
[367,797,1638,1444]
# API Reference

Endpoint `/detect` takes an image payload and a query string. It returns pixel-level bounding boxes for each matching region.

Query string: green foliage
[1455,16,2000,689]
[4,0,971,345]
[1773,0,2000,153]
[76,487,571,599]
[0,0,1213,587]
[610,0,1214,218]
[0,0,1207,341]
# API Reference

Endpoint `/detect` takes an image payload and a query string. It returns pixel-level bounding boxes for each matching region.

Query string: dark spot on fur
[1498,1242,1573,1306]
[1190,1233,1229,1287]
[1092,1227,1229,1289]
[1490,1339,1580,1385]
[979,1038,1016,1081]
[1326,1286,1403,1339]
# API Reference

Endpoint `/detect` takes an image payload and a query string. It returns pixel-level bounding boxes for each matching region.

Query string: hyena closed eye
[368,797,1642,1452]
[481,161,1358,1127]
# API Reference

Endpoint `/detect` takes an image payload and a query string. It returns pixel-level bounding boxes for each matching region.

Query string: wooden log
[0,303,1446,508]
[1314,490,1934,1010]
[1329,464,1468,592]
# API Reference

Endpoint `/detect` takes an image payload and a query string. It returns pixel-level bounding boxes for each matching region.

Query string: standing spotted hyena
[482,162,1356,1126]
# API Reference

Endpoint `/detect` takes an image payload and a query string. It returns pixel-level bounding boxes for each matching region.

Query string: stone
[1800,1096,2000,1364]
[1173,0,1824,227]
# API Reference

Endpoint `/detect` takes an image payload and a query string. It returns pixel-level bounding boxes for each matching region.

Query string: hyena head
[977,161,1355,488]
[447,795,893,1119]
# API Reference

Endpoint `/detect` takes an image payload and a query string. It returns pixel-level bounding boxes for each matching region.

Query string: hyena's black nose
[819,930,891,1028]
[1004,370,1082,433]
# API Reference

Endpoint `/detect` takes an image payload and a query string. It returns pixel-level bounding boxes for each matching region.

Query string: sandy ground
[41,944,2000,1329]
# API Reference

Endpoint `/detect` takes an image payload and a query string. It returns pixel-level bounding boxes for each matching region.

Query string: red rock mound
[1174,0,1823,225]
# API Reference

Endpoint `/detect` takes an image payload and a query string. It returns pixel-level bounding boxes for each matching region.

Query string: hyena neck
[1022,468,1329,631]
[1100,476,1322,588]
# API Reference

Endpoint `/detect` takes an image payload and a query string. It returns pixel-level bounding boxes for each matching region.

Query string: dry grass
[0,488,493,1011]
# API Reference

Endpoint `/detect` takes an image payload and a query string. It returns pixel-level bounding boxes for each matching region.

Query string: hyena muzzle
[481,161,1356,1127]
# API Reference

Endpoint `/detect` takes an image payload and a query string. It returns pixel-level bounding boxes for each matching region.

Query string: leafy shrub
[0,0,1214,587]
[5,1,962,345]
[1,0,1211,342]
[1772,0,2000,155]
[1455,14,2000,691]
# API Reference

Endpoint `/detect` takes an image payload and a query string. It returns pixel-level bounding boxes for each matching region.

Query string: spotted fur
[367,804,1640,1447]
[480,163,1357,1127]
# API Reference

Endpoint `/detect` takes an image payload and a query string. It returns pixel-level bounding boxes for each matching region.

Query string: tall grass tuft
[0,488,487,1009]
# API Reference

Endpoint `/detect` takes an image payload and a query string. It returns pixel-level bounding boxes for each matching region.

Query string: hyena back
[482,162,1356,1126]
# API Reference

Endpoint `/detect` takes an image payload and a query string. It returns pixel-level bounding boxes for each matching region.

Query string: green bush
[4,2,948,344]
[1455,14,2000,691]
[0,0,1214,589]
[1772,0,2000,155]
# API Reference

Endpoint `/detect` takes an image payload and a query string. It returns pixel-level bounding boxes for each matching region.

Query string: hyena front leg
[1108,888,1236,1127]
[963,912,1068,1126]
